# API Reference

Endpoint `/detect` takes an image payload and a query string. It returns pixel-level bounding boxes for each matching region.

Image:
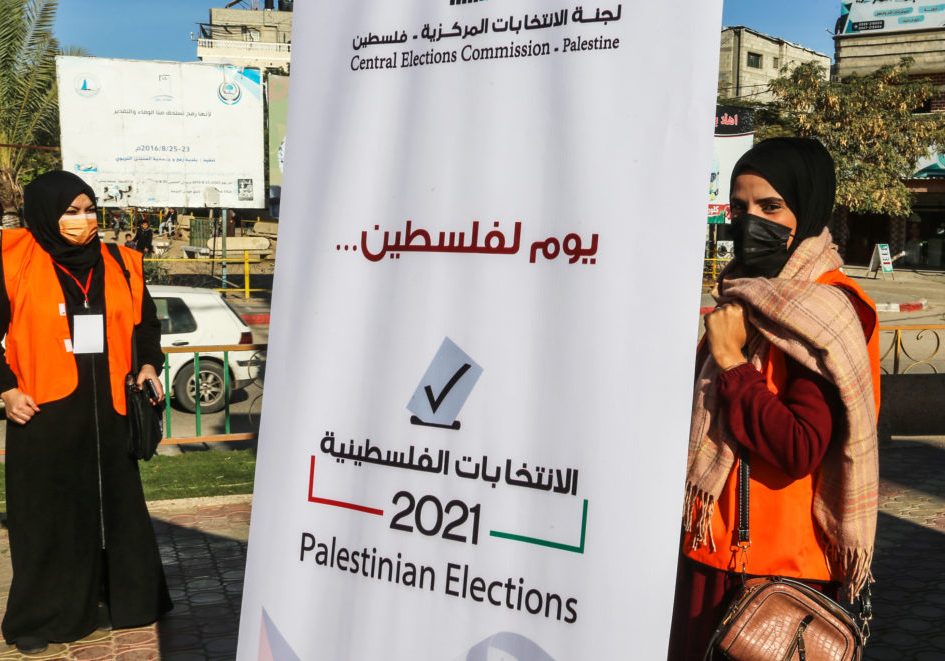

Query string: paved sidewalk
[867,436,945,660]
[0,495,250,660]
[0,436,939,659]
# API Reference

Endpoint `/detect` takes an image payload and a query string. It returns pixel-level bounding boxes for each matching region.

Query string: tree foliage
[765,59,945,219]
[0,0,61,224]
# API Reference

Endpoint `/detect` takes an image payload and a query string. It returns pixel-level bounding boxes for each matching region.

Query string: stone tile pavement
[868,436,945,660]
[0,495,250,660]
[0,436,939,659]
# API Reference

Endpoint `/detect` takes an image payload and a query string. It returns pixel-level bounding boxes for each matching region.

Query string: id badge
[73,314,104,354]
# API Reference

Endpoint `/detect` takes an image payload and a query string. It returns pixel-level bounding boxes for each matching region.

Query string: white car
[149,285,257,413]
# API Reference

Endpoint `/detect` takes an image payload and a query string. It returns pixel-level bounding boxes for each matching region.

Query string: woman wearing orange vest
[668,139,880,659]
[0,172,172,654]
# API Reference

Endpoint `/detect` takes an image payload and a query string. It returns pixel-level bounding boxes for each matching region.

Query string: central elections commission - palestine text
[351,36,620,71]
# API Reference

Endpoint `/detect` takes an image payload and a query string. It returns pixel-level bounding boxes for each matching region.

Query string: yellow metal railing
[878,325,945,375]
[144,253,271,299]
[3,324,941,456]
[703,257,731,290]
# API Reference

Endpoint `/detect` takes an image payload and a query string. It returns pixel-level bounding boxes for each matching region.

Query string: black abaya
[0,244,171,645]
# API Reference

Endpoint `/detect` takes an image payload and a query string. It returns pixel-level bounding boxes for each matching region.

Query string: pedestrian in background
[669,138,880,659]
[133,218,154,255]
[0,171,172,653]
[111,212,123,241]
[160,208,177,237]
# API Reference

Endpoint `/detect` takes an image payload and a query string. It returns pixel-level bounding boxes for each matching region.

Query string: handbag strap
[736,446,751,576]
[735,444,873,643]
[104,242,140,373]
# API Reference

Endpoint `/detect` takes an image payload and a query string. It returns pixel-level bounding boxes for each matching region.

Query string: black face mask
[732,214,794,277]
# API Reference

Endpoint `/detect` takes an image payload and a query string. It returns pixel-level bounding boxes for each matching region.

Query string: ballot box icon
[407,337,483,430]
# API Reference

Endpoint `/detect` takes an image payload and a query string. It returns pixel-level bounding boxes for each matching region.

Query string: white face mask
[59,213,99,245]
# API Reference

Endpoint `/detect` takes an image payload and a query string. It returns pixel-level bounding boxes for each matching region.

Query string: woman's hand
[1,388,40,425]
[136,365,164,404]
[705,303,750,370]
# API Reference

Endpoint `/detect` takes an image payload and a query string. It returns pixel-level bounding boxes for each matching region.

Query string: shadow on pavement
[0,498,251,659]
[154,514,247,659]
[864,436,945,659]
[878,436,945,503]
[866,512,945,659]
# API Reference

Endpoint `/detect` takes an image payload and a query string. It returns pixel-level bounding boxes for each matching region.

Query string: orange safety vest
[1,229,144,415]
[686,269,881,580]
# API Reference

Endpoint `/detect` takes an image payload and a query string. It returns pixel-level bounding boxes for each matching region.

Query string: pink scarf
[684,229,878,600]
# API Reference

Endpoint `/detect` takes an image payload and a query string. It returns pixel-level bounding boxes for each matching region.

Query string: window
[773,57,780,69]
[747,52,763,69]
[154,297,197,335]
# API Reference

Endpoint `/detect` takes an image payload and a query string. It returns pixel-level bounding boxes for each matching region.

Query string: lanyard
[54,263,94,309]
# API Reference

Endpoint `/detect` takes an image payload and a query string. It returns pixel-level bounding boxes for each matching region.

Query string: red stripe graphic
[307,455,384,516]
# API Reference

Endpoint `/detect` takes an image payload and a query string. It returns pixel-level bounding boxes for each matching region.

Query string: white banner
[56,56,265,208]
[841,0,945,35]
[238,1,722,659]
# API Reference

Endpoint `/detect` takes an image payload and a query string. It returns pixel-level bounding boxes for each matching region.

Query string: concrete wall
[196,39,291,70]
[719,28,830,102]
[880,374,945,438]
[200,8,293,71]
[207,8,293,43]
[835,31,945,78]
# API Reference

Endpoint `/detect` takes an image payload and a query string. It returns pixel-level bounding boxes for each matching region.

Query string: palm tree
[0,0,61,227]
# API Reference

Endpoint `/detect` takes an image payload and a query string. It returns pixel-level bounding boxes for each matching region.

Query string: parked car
[149,285,256,413]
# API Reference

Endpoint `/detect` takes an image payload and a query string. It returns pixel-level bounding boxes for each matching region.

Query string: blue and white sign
[56,56,265,208]
[840,0,945,36]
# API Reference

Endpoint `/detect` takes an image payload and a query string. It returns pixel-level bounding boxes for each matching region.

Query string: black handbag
[107,244,163,460]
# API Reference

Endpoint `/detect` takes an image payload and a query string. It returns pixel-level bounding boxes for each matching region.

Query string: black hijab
[730,137,836,253]
[23,171,101,272]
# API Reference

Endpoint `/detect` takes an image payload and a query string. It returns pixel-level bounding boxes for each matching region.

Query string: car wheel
[173,361,229,413]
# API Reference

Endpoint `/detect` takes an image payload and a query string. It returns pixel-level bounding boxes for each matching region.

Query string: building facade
[718,26,831,102]
[197,6,293,73]
[835,2,945,267]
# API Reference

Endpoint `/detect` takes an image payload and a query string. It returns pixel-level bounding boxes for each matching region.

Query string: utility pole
[221,207,229,289]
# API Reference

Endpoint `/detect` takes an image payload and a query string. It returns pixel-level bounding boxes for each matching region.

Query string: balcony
[196,38,291,69]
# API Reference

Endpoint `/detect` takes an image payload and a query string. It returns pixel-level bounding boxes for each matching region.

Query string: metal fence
[159,343,267,447]
[144,254,271,298]
[879,325,945,375]
[161,328,934,448]
[703,257,731,290]
[1,325,940,454]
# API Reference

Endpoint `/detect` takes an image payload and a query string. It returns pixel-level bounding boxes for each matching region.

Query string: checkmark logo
[425,363,471,413]
[407,338,483,431]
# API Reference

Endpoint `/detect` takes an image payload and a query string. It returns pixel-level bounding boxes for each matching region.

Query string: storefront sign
[709,105,754,223]
[840,0,945,36]
[237,1,723,658]
[914,151,945,179]
[869,243,895,278]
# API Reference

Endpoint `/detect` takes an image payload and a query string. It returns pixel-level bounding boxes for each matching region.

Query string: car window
[154,297,198,335]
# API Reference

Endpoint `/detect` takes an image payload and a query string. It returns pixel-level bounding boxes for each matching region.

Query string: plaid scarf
[684,228,878,600]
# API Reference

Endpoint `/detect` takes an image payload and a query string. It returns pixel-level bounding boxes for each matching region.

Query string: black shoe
[15,638,47,654]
